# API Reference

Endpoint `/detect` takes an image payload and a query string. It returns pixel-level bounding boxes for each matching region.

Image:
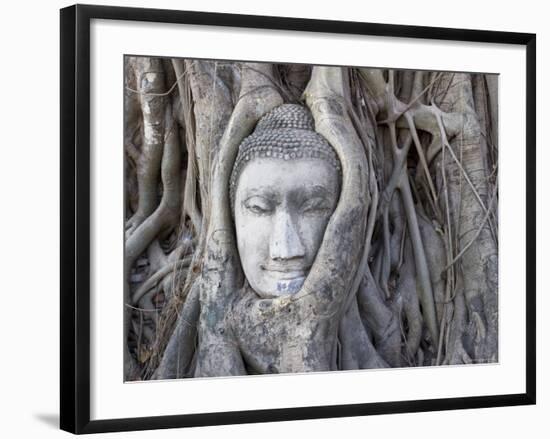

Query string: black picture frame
[60,3,536,434]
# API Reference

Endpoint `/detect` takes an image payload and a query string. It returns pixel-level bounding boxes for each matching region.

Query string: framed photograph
[60,4,536,434]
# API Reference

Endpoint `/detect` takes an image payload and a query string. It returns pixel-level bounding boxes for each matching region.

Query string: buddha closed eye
[230,104,342,299]
[243,187,333,216]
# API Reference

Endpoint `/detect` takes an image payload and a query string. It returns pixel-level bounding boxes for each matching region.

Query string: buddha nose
[269,211,306,261]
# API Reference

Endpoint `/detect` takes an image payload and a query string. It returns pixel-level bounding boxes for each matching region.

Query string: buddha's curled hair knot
[229,104,342,210]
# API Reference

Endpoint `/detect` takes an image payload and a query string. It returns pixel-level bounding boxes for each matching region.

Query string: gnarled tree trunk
[123,56,498,380]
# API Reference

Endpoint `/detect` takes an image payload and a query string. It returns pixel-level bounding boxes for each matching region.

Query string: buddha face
[234,158,340,298]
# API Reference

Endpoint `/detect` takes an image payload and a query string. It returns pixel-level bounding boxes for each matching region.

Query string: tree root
[125,103,182,267]
[123,59,499,379]
[132,256,191,305]
[357,268,401,366]
[339,297,388,369]
[397,242,423,362]
[125,58,167,237]
[156,281,201,379]
[195,62,284,377]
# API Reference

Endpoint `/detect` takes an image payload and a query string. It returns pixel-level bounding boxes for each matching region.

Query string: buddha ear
[300,66,370,318]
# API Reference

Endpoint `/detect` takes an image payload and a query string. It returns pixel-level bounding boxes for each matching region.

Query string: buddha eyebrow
[305,185,332,197]
[242,187,278,199]
[291,185,334,205]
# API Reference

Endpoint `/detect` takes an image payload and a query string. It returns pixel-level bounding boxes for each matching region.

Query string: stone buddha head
[230,104,342,299]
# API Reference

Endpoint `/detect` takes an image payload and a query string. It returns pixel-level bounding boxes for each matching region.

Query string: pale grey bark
[123,57,498,380]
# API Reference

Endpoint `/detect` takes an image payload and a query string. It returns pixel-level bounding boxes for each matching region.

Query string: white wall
[0,0,546,437]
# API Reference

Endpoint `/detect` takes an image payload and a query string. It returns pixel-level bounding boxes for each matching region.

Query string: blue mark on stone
[276,278,303,295]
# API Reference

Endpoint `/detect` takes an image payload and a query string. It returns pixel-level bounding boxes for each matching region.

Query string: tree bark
[123,57,499,379]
